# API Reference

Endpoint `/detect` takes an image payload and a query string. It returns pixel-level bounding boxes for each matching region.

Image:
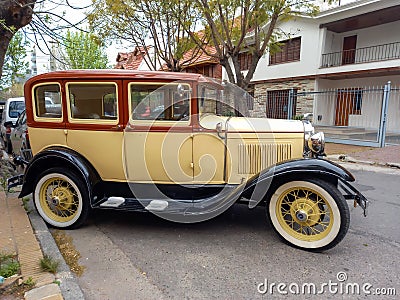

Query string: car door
[64,81,125,181]
[28,83,66,156]
[123,82,193,184]
[193,84,229,184]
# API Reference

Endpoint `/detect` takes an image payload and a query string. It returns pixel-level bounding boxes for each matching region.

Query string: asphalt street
[64,163,400,299]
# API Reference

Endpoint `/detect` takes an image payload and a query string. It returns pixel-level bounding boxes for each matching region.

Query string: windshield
[198,79,252,118]
[8,101,25,118]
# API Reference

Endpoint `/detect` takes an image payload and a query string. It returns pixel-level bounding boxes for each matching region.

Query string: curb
[26,199,85,300]
[326,154,400,170]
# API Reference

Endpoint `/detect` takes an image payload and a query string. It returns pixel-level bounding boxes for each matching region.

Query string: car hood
[199,114,304,133]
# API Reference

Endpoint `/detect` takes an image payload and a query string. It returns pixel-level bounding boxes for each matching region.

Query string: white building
[247,0,400,144]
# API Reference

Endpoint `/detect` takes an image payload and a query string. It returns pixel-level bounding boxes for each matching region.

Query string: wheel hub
[290,198,321,227]
[51,196,60,206]
[51,186,74,209]
[295,210,308,222]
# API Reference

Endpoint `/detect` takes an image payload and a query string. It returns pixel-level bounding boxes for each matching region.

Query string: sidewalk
[0,191,62,300]
[325,143,400,168]
[1,142,399,299]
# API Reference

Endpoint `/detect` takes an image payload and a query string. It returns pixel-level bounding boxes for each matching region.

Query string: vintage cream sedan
[8,70,367,252]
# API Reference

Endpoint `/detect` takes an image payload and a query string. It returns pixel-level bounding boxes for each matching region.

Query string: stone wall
[250,78,316,118]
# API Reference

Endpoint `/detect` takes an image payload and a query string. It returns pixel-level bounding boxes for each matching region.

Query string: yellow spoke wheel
[34,170,89,229]
[39,178,79,223]
[268,180,349,251]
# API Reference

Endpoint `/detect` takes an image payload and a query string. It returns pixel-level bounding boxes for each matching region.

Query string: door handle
[111,125,123,130]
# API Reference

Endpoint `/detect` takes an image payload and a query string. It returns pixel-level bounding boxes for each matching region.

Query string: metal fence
[297,82,400,147]
[253,82,400,147]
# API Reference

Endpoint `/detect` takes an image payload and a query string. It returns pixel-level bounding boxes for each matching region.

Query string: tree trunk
[0,0,35,79]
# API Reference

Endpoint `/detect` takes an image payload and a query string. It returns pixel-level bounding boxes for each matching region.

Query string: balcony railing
[321,41,400,68]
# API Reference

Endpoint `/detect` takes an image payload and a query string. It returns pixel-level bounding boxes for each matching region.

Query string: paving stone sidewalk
[0,191,62,299]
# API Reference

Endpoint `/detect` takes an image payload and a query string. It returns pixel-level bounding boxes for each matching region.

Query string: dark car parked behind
[10,110,32,161]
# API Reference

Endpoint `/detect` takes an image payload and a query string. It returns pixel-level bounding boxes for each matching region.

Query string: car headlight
[308,132,325,155]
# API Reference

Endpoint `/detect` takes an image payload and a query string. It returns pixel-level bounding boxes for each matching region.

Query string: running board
[97,197,169,212]
[144,199,169,211]
[99,197,126,208]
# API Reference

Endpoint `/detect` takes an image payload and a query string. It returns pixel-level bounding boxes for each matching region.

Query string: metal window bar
[263,89,297,119]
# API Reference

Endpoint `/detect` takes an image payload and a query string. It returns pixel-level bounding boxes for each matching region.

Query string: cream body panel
[124,132,193,183]
[192,133,226,184]
[29,127,67,155]
[66,130,125,181]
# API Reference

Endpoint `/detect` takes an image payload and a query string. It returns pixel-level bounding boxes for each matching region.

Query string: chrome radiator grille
[238,143,292,174]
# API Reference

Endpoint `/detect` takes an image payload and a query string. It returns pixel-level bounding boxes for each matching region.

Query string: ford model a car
[8,70,367,252]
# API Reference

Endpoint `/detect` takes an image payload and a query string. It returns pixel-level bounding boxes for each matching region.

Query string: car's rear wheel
[267,179,350,252]
[33,168,90,229]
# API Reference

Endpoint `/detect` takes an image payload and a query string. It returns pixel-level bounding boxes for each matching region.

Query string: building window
[266,89,297,119]
[269,37,301,65]
[185,65,214,78]
[238,52,252,71]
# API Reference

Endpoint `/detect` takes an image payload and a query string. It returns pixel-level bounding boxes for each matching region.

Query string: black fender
[241,158,355,205]
[156,158,357,222]
[19,147,101,199]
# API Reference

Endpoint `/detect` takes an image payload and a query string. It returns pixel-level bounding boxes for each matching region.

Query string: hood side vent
[238,143,292,174]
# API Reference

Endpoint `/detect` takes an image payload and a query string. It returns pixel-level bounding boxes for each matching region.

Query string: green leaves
[63,30,109,69]
[89,0,201,71]
[0,31,29,91]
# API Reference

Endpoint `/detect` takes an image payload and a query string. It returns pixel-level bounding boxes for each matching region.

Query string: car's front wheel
[267,179,350,252]
[33,168,90,229]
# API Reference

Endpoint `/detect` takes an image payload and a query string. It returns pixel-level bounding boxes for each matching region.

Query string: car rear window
[33,84,62,119]
[8,101,25,118]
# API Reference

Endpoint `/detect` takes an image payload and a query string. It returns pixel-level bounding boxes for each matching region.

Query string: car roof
[26,69,209,83]
[6,97,25,102]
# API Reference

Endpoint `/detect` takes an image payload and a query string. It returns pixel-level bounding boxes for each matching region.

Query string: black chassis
[8,147,368,219]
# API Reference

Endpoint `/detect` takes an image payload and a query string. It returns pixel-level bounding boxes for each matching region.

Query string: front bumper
[7,174,24,192]
[339,179,369,217]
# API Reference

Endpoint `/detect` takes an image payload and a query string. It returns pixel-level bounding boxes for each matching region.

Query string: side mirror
[4,121,13,128]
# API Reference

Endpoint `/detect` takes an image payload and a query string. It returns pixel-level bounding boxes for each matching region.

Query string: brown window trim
[238,52,253,71]
[269,37,301,65]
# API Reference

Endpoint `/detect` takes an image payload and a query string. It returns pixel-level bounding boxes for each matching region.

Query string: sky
[30,0,359,74]
[31,0,131,73]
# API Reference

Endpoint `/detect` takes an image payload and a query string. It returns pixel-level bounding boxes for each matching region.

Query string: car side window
[8,101,25,118]
[33,84,62,119]
[67,83,118,121]
[130,83,190,121]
